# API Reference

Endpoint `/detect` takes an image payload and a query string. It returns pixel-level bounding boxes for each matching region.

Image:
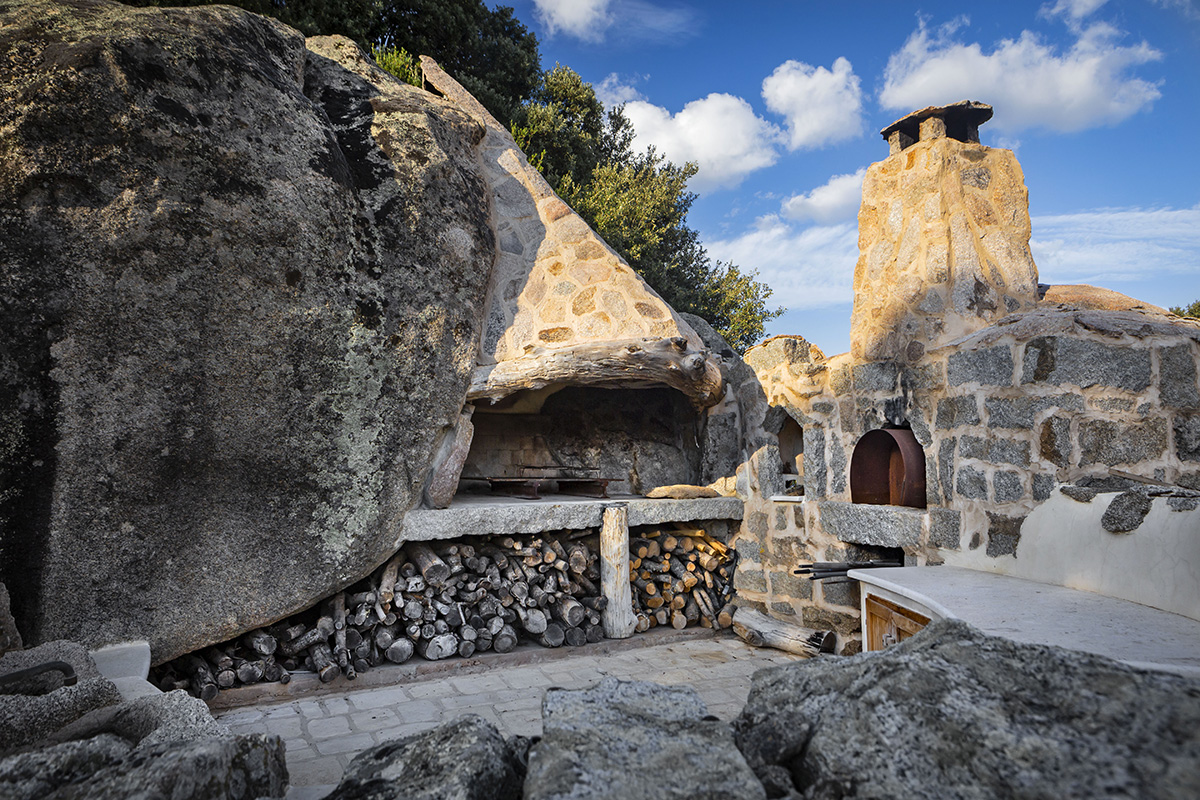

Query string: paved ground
[215,629,803,799]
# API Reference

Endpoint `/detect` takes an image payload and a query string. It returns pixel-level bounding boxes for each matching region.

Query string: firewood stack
[155,531,610,698]
[628,525,737,633]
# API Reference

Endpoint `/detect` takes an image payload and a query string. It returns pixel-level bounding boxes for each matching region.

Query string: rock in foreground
[326,715,525,800]
[735,618,1200,799]
[525,677,766,800]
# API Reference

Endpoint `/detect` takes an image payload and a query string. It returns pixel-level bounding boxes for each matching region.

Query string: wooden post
[600,504,636,639]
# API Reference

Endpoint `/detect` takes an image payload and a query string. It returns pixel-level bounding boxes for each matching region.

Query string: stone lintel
[817,500,924,548]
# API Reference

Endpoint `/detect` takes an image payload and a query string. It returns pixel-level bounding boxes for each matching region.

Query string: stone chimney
[850,101,1040,362]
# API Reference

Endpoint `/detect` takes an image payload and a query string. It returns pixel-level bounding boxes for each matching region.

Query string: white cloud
[1041,0,1109,22]
[1031,205,1200,287]
[623,94,781,193]
[532,0,697,43]
[532,0,611,41]
[880,18,1162,133]
[761,58,864,150]
[781,168,866,224]
[595,73,646,109]
[707,216,860,309]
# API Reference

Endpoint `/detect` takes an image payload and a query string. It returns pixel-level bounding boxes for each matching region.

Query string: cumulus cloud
[532,0,611,41]
[781,168,866,224]
[761,58,864,150]
[595,73,646,109]
[880,17,1162,133]
[623,94,782,193]
[1031,205,1200,289]
[708,216,860,309]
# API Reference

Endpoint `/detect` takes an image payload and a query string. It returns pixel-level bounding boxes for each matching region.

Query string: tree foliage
[513,66,782,351]
[1170,300,1200,319]
[375,0,540,125]
[370,44,421,86]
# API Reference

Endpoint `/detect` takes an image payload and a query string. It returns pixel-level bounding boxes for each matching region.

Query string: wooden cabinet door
[864,594,930,651]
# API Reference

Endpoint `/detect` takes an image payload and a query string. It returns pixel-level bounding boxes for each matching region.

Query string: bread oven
[460,386,704,499]
[849,428,926,508]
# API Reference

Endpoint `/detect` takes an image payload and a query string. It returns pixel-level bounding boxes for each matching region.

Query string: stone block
[1160,344,1200,409]
[852,361,900,393]
[985,397,1034,428]
[830,366,852,396]
[959,435,987,460]
[1101,490,1153,533]
[770,602,797,617]
[938,437,956,500]
[985,513,1023,557]
[948,345,1014,387]
[1021,336,1151,391]
[906,361,945,390]
[735,568,768,594]
[936,396,980,429]
[990,437,1031,467]
[1174,414,1200,462]
[829,436,847,495]
[928,507,962,549]
[768,571,812,602]
[820,579,861,609]
[1079,418,1167,466]
[816,502,922,548]
[993,471,1024,503]
[1032,473,1056,502]
[804,428,827,499]
[1090,397,1135,413]
[1039,416,1073,468]
[956,466,987,499]
[774,506,789,531]
[746,511,769,536]
[801,606,860,637]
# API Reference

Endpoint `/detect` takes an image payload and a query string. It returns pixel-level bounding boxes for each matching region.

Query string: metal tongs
[794,559,903,581]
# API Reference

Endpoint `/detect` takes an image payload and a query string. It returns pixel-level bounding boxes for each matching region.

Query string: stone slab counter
[0,1,494,662]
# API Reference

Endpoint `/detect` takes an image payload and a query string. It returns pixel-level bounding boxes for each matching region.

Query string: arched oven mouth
[849,427,927,509]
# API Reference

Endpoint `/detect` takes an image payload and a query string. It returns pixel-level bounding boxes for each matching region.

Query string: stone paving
[215,631,803,799]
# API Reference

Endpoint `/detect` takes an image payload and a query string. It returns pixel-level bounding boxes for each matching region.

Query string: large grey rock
[526,678,766,800]
[327,715,524,800]
[0,733,133,800]
[0,0,493,661]
[0,583,19,656]
[48,689,229,750]
[0,641,121,754]
[52,733,286,800]
[734,618,1200,800]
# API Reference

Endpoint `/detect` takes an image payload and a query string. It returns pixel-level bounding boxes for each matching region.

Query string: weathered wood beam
[468,337,725,408]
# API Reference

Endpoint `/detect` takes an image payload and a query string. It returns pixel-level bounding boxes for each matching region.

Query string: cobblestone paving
[216,633,802,798]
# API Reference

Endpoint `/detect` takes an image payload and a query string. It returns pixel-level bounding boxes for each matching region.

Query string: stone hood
[419,57,725,410]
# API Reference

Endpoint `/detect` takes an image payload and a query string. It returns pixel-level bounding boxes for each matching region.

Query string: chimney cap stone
[880,100,993,147]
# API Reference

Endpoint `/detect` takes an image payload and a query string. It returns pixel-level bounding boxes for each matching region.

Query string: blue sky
[505,0,1200,356]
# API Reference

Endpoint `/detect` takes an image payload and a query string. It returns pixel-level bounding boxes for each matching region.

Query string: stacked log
[627,526,737,633]
[156,531,608,697]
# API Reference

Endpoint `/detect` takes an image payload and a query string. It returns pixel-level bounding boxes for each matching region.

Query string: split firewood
[378,551,404,608]
[308,642,339,683]
[732,607,835,657]
[409,542,451,586]
[242,629,277,657]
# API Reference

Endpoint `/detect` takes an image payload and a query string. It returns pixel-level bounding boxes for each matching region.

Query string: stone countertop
[404,494,744,540]
[848,566,1200,678]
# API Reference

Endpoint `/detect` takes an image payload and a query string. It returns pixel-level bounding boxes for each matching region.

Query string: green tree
[376,0,540,125]
[1170,300,1200,319]
[513,66,782,351]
